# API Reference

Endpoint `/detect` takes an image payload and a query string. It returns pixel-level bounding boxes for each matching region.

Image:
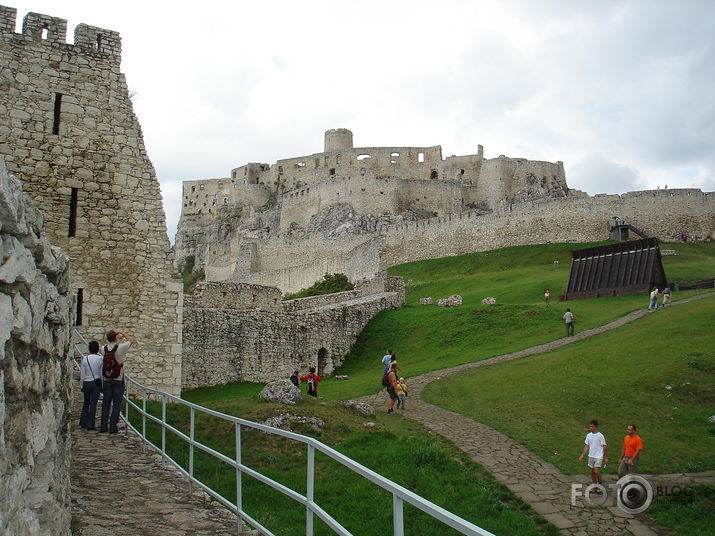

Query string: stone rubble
[258,380,302,405]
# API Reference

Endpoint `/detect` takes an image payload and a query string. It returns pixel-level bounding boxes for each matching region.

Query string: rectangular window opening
[41,26,49,40]
[68,187,78,237]
[52,93,63,135]
[75,288,84,326]
[95,34,103,51]
[418,152,425,163]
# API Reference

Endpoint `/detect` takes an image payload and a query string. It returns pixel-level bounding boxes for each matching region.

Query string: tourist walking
[578,420,608,490]
[563,308,575,337]
[544,288,551,307]
[648,288,659,310]
[395,377,408,410]
[79,340,103,430]
[381,349,392,373]
[289,370,300,387]
[301,367,321,397]
[618,424,643,478]
[386,363,399,414]
[661,286,672,307]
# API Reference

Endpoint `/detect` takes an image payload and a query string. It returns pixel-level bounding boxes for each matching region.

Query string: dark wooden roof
[565,238,667,300]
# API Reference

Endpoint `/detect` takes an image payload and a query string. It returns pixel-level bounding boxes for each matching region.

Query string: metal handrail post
[161,394,167,463]
[393,495,404,536]
[235,422,243,535]
[141,389,147,451]
[306,444,315,536]
[123,379,130,433]
[189,407,195,494]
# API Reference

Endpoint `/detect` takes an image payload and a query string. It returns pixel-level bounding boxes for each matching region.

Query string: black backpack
[381,373,390,387]
[102,344,122,379]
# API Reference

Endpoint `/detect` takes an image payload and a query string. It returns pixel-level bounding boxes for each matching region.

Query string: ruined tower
[324,128,354,152]
[0,6,183,394]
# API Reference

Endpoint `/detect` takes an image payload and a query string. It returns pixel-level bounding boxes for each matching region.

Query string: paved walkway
[70,399,244,535]
[359,293,715,536]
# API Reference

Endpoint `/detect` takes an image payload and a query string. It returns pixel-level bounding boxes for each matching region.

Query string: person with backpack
[301,367,321,397]
[100,329,134,434]
[79,340,104,430]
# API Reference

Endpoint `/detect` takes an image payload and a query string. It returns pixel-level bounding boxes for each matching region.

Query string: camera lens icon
[616,475,653,514]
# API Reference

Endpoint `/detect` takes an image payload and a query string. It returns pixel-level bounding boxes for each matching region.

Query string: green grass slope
[423,295,715,475]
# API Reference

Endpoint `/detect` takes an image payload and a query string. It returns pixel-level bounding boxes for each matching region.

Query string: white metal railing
[72,331,494,536]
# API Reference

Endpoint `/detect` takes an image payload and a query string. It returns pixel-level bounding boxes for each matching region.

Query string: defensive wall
[379,189,715,266]
[1,158,73,535]
[181,276,405,389]
[0,6,183,394]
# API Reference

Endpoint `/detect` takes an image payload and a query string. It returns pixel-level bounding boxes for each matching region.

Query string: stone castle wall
[181,278,404,389]
[380,189,715,266]
[0,157,73,535]
[0,6,183,394]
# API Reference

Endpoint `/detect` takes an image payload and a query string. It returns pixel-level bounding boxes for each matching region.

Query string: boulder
[437,295,462,307]
[481,297,497,305]
[420,297,432,305]
[261,413,324,433]
[340,400,375,416]
[708,415,715,424]
[258,380,302,405]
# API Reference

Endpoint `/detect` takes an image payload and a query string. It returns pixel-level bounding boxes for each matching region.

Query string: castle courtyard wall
[380,189,715,266]
[181,281,404,389]
[0,6,182,393]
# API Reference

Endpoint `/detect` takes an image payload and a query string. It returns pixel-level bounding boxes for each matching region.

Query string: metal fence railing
[71,330,495,536]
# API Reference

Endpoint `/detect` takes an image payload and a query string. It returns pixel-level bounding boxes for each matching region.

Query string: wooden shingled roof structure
[565,238,667,300]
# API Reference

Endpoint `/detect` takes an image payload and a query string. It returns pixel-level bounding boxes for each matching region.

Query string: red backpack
[102,344,122,379]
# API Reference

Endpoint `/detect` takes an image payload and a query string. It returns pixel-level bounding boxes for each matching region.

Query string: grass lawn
[647,485,715,536]
[422,294,715,475]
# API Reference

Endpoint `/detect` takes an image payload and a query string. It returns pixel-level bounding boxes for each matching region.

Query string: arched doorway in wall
[317,348,329,377]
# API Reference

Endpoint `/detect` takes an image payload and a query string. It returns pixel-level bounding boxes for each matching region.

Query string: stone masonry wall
[0,6,183,394]
[0,157,73,536]
[181,280,404,389]
[380,189,715,266]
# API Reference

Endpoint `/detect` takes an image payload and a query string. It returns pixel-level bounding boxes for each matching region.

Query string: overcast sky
[10,1,715,241]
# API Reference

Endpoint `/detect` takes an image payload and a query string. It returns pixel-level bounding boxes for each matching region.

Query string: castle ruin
[0,6,183,394]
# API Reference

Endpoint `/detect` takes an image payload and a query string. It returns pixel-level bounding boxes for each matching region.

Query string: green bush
[283,273,354,300]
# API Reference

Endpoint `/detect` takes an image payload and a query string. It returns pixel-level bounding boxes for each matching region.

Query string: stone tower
[0,6,183,394]
[324,128,353,152]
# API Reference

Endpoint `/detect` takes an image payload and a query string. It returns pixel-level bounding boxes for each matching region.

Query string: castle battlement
[0,5,121,63]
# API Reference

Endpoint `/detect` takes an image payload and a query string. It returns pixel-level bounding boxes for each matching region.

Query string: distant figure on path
[395,377,408,410]
[100,329,134,434]
[648,288,659,310]
[544,288,551,307]
[79,340,103,430]
[301,367,321,397]
[579,420,608,490]
[563,308,574,337]
[618,424,643,478]
[661,286,672,307]
[386,363,399,414]
[381,349,392,373]
[289,370,300,387]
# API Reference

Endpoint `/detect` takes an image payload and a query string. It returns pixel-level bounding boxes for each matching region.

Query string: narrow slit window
[41,26,49,40]
[418,152,425,163]
[95,34,103,51]
[52,93,63,135]
[75,288,84,326]
[68,187,78,237]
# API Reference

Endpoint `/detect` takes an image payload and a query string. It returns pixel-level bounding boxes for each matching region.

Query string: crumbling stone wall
[0,157,73,536]
[380,189,715,266]
[0,6,183,394]
[181,277,404,389]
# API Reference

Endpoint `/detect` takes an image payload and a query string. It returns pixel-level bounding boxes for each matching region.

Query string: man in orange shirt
[618,424,643,478]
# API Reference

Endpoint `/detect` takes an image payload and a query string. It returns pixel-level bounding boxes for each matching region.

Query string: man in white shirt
[79,340,103,430]
[578,420,609,490]
[100,329,134,434]
[563,308,574,337]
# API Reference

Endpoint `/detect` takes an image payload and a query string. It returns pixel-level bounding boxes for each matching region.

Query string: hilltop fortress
[176,130,714,294]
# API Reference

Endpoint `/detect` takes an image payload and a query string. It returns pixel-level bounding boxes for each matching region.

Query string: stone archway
[317,348,329,377]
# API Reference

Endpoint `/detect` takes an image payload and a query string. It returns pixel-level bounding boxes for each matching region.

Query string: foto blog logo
[571,475,654,514]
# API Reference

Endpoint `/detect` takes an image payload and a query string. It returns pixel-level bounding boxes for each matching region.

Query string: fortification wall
[0,157,73,535]
[0,5,183,394]
[380,189,715,266]
[181,287,404,389]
